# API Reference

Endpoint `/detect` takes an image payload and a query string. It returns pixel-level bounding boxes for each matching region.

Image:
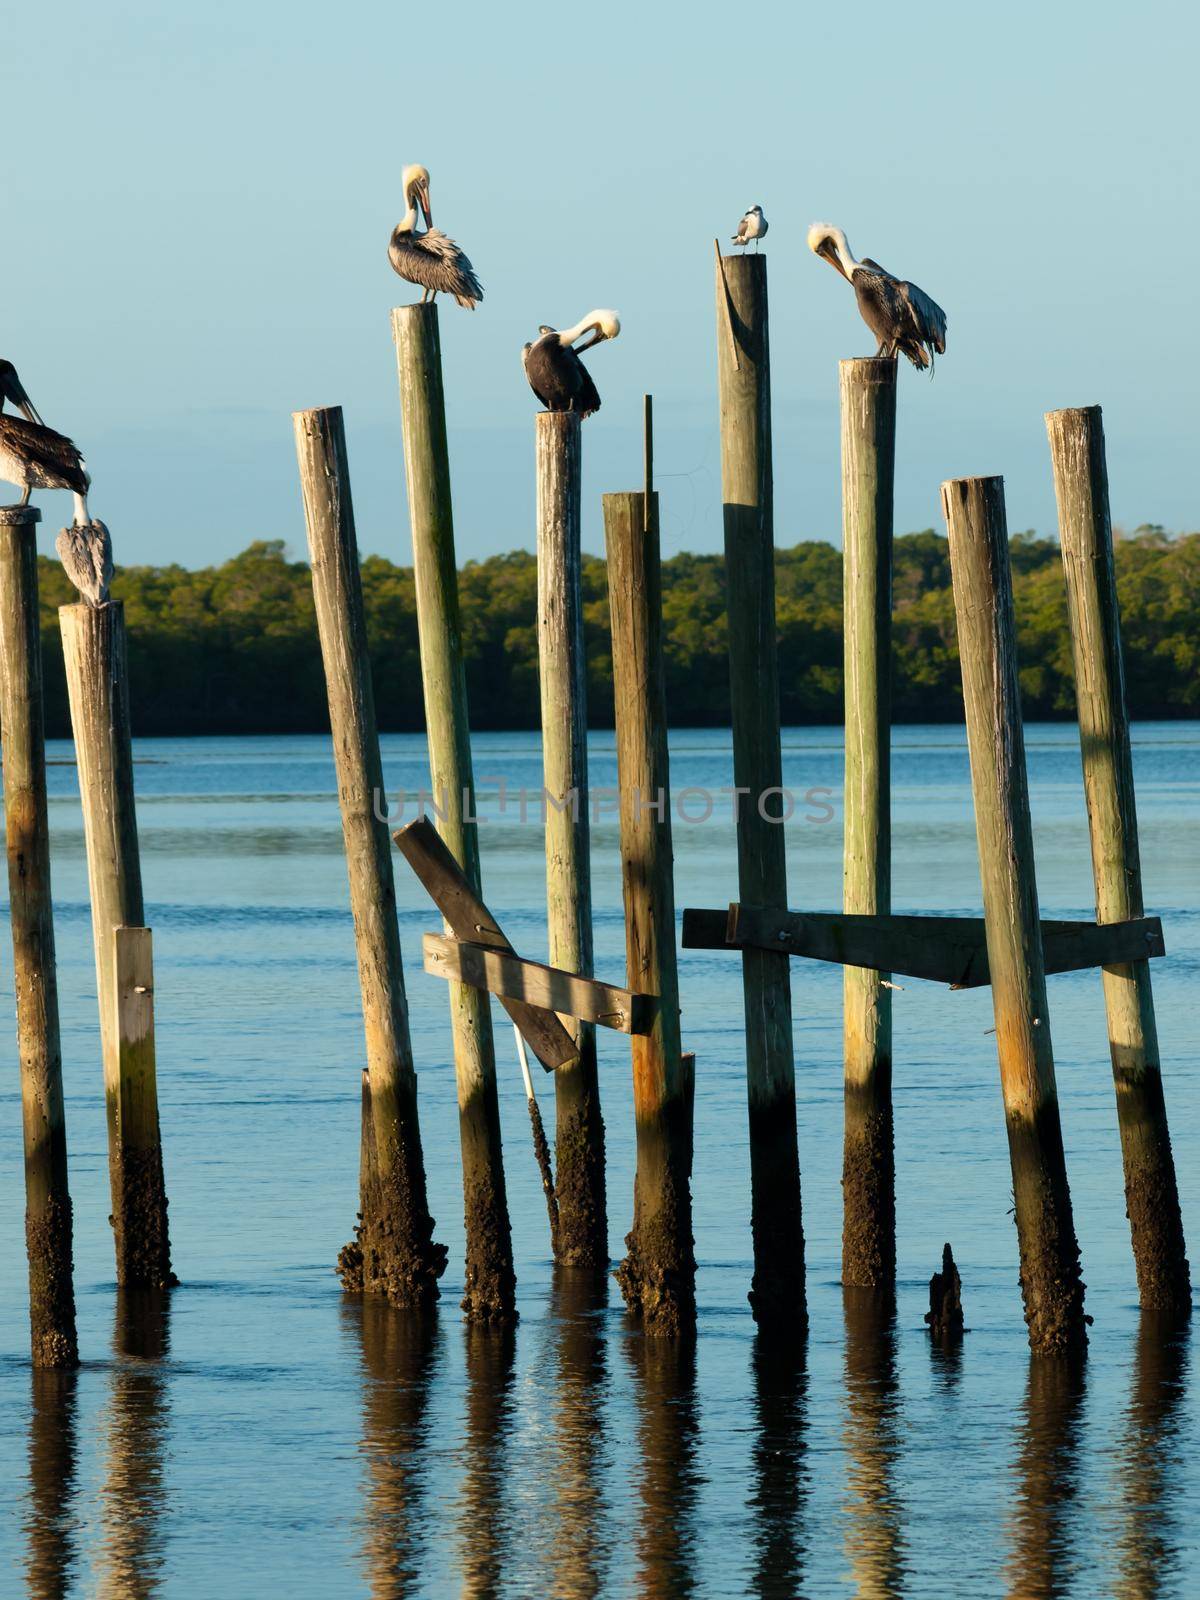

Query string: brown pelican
[807,224,947,371]
[388,164,483,309]
[732,206,768,252]
[56,520,113,607]
[0,360,91,521]
[522,310,620,416]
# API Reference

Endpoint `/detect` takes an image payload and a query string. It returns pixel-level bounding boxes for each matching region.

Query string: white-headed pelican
[807,224,947,370]
[389,164,483,309]
[522,310,621,416]
[0,360,91,522]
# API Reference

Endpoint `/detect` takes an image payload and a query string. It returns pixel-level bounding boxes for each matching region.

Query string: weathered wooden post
[293,404,446,1306]
[60,600,173,1289]
[840,356,897,1290]
[942,476,1087,1354]
[392,302,516,1323]
[0,506,77,1367]
[1046,406,1190,1314]
[714,248,805,1325]
[535,409,606,1268]
[603,489,694,1336]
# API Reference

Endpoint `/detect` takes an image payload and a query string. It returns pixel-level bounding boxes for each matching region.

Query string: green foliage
[35,529,1199,736]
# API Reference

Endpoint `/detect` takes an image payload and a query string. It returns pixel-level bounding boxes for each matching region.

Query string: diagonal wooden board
[394,816,580,1071]
[681,904,1165,989]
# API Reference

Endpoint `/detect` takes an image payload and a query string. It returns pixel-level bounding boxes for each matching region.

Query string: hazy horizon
[5,1,1197,569]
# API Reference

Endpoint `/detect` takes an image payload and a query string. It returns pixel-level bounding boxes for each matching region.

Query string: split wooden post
[535,409,606,1267]
[603,489,694,1336]
[60,601,172,1289]
[0,507,77,1367]
[714,249,804,1325]
[942,476,1087,1354]
[392,302,515,1323]
[1046,406,1190,1312]
[840,357,898,1289]
[293,405,446,1306]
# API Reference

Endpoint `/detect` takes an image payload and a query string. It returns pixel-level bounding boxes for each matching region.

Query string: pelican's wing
[417,229,484,306]
[575,362,601,418]
[0,415,88,491]
[897,280,947,354]
[56,524,107,605]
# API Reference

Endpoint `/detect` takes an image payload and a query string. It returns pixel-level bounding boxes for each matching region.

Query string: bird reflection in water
[24,1367,80,1600]
[344,1296,441,1598]
[1005,1351,1086,1599]
[749,1333,809,1599]
[457,1321,517,1598]
[624,1328,702,1597]
[842,1287,907,1599]
[1113,1313,1190,1600]
[97,1288,173,1599]
[544,1268,611,1599]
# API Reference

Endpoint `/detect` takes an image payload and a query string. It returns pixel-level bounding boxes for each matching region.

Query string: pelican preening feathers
[807,224,947,371]
[523,310,621,417]
[732,206,768,252]
[389,164,484,309]
[55,521,113,608]
[0,360,91,523]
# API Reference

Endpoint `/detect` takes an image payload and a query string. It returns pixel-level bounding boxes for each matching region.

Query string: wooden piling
[293,404,446,1307]
[60,600,173,1289]
[535,409,606,1268]
[941,476,1087,1354]
[603,489,694,1336]
[1046,406,1190,1314]
[392,302,515,1323]
[839,357,897,1289]
[714,250,804,1325]
[0,507,77,1367]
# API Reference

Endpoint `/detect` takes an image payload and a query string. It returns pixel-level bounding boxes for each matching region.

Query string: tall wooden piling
[294,405,446,1307]
[1046,406,1189,1313]
[840,357,897,1289]
[0,507,77,1367]
[60,600,172,1289]
[714,249,805,1325]
[603,490,694,1336]
[392,303,515,1323]
[535,409,606,1268]
[942,476,1087,1354]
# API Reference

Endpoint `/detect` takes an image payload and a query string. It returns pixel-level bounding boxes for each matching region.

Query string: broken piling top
[925,1243,964,1341]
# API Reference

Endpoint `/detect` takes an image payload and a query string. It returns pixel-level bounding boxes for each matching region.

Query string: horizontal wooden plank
[394,817,579,1072]
[423,934,655,1035]
[683,904,1165,988]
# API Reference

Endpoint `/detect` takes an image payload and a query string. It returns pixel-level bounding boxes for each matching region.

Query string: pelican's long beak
[819,239,849,281]
[19,396,44,426]
[573,327,604,353]
[418,183,432,228]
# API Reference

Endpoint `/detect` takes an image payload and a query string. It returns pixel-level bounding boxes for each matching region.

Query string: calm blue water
[1,723,1197,1597]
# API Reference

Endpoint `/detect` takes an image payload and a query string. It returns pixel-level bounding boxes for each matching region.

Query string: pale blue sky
[4,0,1196,566]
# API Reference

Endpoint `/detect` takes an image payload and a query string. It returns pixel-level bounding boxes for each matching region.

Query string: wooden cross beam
[422,935,654,1035]
[681,904,1165,989]
[395,817,652,1070]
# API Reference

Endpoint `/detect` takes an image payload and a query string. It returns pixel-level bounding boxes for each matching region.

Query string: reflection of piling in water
[1114,1314,1189,1599]
[99,1290,172,1600]
[24,1368,80,1600]
[750,1336,808,1599]
[345,1296,440,1598]
[547,1268,610,1600]
[1005,1355,1086,1600]
[458,1324,517,1598]
[842,1287,905,1599]
[625,1331,701,1597]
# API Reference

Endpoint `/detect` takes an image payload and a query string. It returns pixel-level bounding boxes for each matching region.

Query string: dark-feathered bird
[0,360,91,520]
[522,310,621,416]
[56,520,112,607]
[807,224,947,371]
[732,206,767,252]
[388,164,483,309]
